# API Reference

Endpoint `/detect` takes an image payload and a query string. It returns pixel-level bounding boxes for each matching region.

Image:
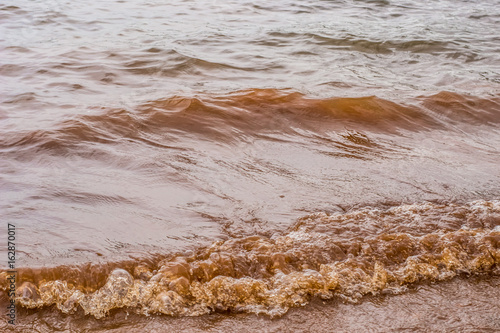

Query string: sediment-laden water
[1,0,500,331]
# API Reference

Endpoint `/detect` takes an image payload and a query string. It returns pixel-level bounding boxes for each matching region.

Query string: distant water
[1,0,500,332]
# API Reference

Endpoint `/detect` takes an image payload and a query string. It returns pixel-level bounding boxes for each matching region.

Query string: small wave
[266,32,455,55]
[2,200,499,318]
[419,91,500,126]
[2,90,499,156]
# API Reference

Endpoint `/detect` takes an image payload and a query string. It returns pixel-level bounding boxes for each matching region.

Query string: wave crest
[2,200,499,318]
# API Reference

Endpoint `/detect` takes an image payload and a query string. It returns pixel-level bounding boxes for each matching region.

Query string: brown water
[1,0,500,331]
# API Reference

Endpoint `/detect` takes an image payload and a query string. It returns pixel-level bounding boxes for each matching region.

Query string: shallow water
[1,0,500,331]
[3,276,500,332]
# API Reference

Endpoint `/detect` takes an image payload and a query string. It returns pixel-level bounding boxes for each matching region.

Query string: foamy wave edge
[1,200,499,318]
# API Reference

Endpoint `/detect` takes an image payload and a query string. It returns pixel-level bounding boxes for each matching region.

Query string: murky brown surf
[2,200,500,320]
[2,0,500,331]
[2,276,500,332]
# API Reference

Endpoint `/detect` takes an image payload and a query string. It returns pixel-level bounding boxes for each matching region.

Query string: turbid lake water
[1,0,500,331]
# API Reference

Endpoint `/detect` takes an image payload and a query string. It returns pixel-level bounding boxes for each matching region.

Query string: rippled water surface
[1,0,500,331]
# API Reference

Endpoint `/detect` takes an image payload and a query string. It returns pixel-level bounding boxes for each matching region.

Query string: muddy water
[1,0,500,331]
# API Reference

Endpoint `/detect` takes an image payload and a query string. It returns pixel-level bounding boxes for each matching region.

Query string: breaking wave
[2,200,499,318]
